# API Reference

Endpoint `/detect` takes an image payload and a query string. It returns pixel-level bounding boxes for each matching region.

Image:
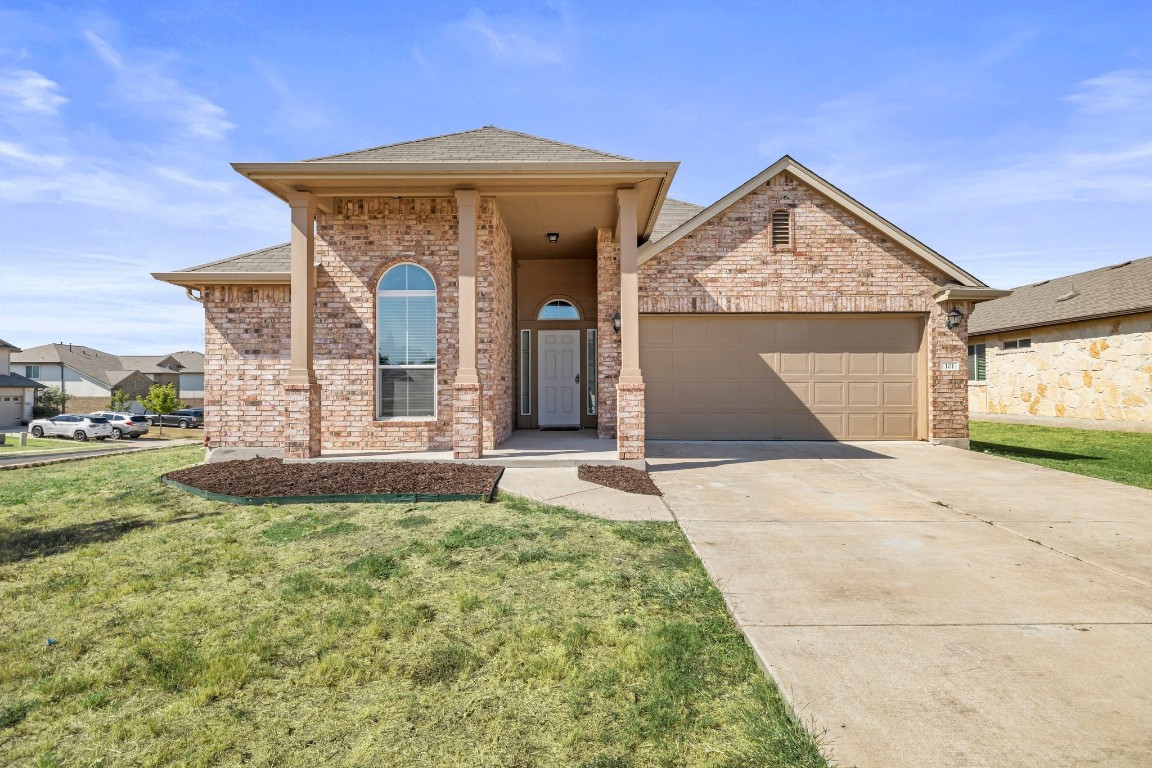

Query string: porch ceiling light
[946,308,964,330]
[613,311,621,334]
[546,232,559,244]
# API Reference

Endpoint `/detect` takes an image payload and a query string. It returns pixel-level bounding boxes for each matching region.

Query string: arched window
[771,209,791,247]
[537,299,581,320]
[377,264,436,418]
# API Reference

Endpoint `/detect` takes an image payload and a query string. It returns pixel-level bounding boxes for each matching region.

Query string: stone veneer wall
[314,197,460,451]
[969,312,1152,422]
[202,285,290,448]
[638,171,970,441]
[477,200,515,449]
[596,228,621,439]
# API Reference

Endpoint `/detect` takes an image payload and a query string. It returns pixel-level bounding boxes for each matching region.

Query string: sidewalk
[0,438,202,470]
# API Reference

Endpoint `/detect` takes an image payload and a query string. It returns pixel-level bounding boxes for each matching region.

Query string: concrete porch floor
[310,428,643,469]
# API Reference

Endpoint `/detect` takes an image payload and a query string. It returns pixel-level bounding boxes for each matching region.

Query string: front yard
[970,421,1152,490]
[0,447,825,768]
[0,432,191,456]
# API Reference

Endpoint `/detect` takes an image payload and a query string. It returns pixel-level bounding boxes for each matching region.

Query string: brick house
[968,255,1152,424]
[153,127,1005,460]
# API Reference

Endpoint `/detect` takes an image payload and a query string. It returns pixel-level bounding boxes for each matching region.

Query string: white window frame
[376,265,437,420]
[968,343,987,382]
[1003,337,1032,350]
[25,365,40,378]
[520,329,531,416]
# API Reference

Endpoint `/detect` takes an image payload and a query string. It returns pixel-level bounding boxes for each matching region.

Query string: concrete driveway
[648,441,1152,768]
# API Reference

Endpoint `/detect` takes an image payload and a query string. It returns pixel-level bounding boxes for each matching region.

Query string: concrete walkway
[647,441,1152,768]
[499,467,673,521]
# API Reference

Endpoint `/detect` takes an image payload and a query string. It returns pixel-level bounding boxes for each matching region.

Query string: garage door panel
[641,315,922,441]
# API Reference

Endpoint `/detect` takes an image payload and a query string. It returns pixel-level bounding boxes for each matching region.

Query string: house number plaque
[940,361,961,371]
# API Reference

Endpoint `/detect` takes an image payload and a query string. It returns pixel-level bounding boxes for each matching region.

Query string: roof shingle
[304,126,633,163]
[968,255,1152,335]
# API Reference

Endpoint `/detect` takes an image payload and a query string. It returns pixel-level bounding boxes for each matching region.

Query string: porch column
[453,189,483,459]
[284,191,321,459]
[616,188,645,460]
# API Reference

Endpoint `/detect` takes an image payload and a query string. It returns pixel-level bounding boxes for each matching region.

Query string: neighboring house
[153,126,1005,460]
[0,339,44,427]
[11,344,205,413]
[968,256,1152,424]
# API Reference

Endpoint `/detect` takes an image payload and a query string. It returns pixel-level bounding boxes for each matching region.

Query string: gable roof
[305,126,633,163]
[0,339,20,352]
[0,373,43,388]
[176,243,291,274]
[11,345,205,386]
[651,198,705,242]
[969,255,1152,336]
[637,155,988,288]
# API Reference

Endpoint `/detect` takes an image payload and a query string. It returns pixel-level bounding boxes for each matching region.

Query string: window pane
[378,295,436,365]
[379,369,435,417]
[379,264,435,292]
[520,330,531,415]
[1018,338,1032,349]
[587,329,597,415]
[538,300,580,320]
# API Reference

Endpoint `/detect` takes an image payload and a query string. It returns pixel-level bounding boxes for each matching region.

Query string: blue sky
[1,1,1149,353]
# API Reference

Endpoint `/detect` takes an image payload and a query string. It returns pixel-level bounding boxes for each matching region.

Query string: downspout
[185,287,204,303]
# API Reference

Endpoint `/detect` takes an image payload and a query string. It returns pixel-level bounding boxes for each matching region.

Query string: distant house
[0,339,44,427]
[10,344,204,413]
[968,256,1152,425]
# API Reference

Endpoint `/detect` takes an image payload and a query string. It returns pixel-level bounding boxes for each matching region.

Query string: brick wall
[203,285,290,448]
[969,312,1152,423]
[596,227,621,439]
[477,200,515,448]
[638,171,970,441]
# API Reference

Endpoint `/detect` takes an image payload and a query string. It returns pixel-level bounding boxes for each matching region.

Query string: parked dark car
[89,411,150,439]
[146,408,204,429]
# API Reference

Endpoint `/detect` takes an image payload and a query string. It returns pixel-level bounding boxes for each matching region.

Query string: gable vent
[771,209,791,247]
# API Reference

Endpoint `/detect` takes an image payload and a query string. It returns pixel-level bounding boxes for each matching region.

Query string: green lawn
[970,421,1152,490]
[0,447,826,768]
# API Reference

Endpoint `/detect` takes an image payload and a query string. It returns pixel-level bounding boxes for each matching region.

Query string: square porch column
[453,189,483,459]
[284,191,321,459]
[616,188,645,461]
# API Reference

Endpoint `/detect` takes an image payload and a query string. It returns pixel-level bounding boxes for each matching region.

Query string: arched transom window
[377,264,436,418]
[537,299,580,320]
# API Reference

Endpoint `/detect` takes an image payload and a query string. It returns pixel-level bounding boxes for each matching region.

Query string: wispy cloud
[84,31,234,140]
[1066,69,1152,113]
[0,68,68,114]
[0,139,65,167]
[449,7,571,66]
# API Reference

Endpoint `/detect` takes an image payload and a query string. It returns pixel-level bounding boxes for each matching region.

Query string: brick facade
[616,382,645,459]
[596,228,621,439]
[452,382,483,458]
[203,285,291,449]
[638,172,970,443]
[477,202,515,449]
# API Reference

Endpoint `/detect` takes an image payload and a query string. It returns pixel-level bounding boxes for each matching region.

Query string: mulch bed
[577,465,663,496]
[164,459,503,498]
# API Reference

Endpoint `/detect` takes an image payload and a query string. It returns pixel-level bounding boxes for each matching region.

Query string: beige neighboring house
[153,126,1006,461]
[0,339,45,427]
[968,255,1152,424]
[10,344,205,413]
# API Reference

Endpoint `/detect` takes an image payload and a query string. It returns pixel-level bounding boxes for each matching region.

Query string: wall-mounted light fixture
[946,308,964,330]
[612,311,621,334]
[546,232,559,244]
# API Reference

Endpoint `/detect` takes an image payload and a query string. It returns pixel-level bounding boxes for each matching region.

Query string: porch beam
[286,191,316,385]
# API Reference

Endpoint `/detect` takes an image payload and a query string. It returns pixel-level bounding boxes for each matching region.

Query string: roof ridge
[302,126,633,162]
[303,127,494,162]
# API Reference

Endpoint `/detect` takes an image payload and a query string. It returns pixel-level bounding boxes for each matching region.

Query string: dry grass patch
[0,446,827,767]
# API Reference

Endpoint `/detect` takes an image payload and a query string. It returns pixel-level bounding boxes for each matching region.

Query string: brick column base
[616,382,645,460]
[453,382,483,459]
[284,382,321,459]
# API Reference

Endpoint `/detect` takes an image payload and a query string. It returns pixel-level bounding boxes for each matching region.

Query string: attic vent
[1056,291,1080,302]
[1109,261,1132,269]
[1031,280,1050,287]
[771,209,791,247]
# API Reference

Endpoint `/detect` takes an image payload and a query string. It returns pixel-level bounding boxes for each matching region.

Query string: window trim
[376,263,438,420]
[520,329,531,416]
[1002,337,1032,351]
[587,329,597,415]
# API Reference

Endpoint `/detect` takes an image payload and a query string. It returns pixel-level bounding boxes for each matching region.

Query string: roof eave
[151,271,291,288]
[637,156,989,288]
[933,286,1013,303]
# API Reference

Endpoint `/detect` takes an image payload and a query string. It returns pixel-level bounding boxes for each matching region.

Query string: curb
[0,441,202,471]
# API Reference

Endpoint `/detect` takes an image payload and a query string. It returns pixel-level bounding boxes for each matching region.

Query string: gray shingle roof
[651,198,704,242]
[11,345,205,386]
[0,339,20,352]
[968,255,1152,335]
[304,126,633,163]
[0,373,43,388]
[178,243,291,274]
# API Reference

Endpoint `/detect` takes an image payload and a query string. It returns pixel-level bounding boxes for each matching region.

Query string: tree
[137,383,185,435]
[34,386,70,418]
[107,388,131,412]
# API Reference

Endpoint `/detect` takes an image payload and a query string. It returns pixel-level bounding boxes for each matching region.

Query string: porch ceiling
[231,161,679,261]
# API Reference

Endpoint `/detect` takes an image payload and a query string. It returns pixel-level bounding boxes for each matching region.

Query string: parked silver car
[89,411,151,439]
[29,414,114,442]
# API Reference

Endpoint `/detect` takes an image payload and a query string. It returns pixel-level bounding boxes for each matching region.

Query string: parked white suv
[29,414,114,442]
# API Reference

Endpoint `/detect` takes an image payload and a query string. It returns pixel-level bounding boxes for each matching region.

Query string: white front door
[539,330,580,426]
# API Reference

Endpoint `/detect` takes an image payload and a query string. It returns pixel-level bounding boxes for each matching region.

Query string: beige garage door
[641,315,923,440]
[0,395,22,428]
